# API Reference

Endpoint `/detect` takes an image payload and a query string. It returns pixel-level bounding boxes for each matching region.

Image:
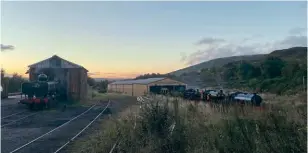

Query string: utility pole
[303,76,306,92]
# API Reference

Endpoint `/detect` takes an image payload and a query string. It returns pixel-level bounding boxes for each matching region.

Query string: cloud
[183,28,307,66]
[88,72,101,76]
[279,35,307,47]
[196,37,225,45]
[88,72,119,76]
[1,44,15,51]
[180,52,187,62]
[288,27,307,35]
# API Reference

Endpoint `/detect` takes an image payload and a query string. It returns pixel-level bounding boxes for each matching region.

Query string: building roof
[27,55,88,72]
[110,77,166,85]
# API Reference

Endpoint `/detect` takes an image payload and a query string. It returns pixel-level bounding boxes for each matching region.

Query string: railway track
[1,111,27,119]
[7,100,111,153]
[1,111,39,128]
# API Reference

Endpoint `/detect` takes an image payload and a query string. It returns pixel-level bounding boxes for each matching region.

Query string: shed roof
[28,55,88,72]
[110,77,166,85]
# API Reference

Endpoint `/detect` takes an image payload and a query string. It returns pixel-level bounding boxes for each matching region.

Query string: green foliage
[200,68,216,83]
[261,57,285,78]
[201,54,306,94]
[2,72,27,93]
[135,73,178,80]
[87,76,96,87]
[96,80,109,93]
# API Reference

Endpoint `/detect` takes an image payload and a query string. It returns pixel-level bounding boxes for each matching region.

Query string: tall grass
[69,95,307,153]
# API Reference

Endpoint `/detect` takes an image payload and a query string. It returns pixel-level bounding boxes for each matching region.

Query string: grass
[59,86,135,108]
[68,94,307,153]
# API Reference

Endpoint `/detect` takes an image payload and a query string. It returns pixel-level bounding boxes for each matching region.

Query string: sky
[1,1,307,78]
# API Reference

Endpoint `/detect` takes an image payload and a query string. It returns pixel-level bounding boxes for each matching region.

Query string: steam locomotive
[19,74,61,110]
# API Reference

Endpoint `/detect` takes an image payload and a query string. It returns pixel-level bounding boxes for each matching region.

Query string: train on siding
[182,88,263,106]
[232,92,263,106]
[19,73,63,110]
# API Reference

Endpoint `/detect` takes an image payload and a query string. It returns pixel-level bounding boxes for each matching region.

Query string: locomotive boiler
[233,93,262,106]
[19,73,61,110]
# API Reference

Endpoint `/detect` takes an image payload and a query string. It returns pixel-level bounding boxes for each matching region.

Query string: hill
[170,47,307,77]
[170,46,307,94]
[170,54,266,76]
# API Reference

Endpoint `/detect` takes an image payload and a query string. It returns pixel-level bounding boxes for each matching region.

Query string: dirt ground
[0,93,137,153]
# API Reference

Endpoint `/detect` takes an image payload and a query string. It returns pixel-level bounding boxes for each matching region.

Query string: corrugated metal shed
[110,77,166,85]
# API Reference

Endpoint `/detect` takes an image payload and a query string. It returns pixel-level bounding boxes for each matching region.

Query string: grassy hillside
[171,47,306,77]
[170,54,266,76]
[170,47,307,94]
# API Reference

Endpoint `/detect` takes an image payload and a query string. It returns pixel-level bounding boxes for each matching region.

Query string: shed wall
[79,69,88,100]
[67,68,88,101]
[67,68,80,101]
[133,84,147,97]
[108,78,186,97]
[123,84,133,96]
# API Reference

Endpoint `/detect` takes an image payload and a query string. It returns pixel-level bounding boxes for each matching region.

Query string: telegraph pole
[303,76,306,92]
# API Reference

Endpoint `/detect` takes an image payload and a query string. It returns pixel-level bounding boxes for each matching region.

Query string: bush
[69,96,307,153]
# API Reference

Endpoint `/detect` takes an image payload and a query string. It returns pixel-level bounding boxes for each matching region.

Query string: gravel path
[9,103,109,153]
[1,102,95,153]
[1,95,137,153]
[1,97,26,117]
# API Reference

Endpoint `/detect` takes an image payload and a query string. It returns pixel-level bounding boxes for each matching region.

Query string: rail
[9,104,98,153]
[54,100,111,153]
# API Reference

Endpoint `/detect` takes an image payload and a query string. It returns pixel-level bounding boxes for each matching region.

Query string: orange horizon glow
[2,67,180,79]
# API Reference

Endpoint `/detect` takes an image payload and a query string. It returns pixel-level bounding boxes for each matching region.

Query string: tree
[221,63,237,81]
[135,73,178,80]
[7,73,26,93]
[200,68,217,85]
[87,76,96,87]
[97,80,109,93]
[261,57,285,78]
[281,62,300,78]
[238,62,260,80]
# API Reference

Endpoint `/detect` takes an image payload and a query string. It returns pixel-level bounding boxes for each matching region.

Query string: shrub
[69,95,307,153]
